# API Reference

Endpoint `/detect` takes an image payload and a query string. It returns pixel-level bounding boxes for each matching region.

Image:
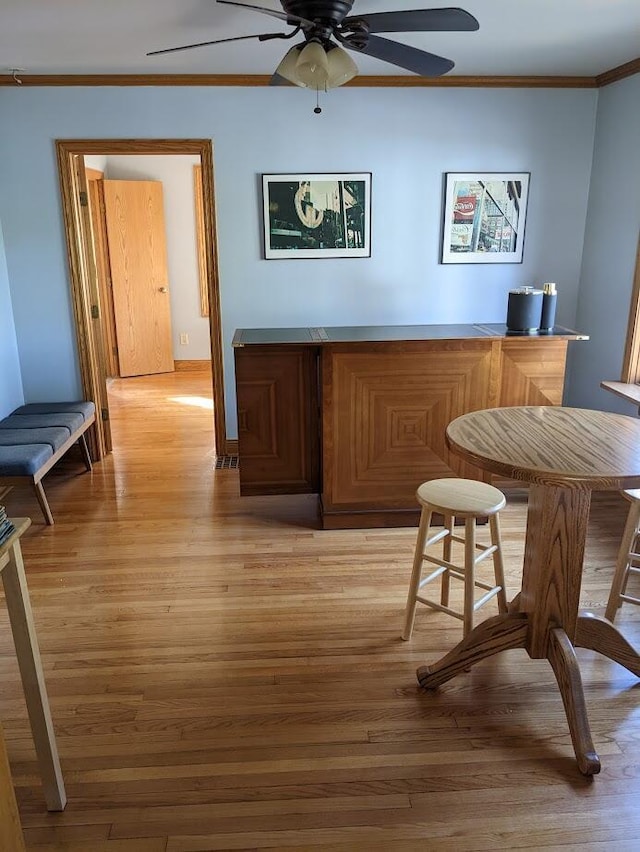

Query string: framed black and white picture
[262,173,371,259]
[441,172,530,264]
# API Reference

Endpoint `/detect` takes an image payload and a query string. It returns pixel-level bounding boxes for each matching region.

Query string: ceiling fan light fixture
[294,40,330,87]
[326,45,358,89]
[274,44,306,86]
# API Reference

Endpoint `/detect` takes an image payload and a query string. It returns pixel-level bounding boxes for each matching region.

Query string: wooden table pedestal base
[417,610,640,776]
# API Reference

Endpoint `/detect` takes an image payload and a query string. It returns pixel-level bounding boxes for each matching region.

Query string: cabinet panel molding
[235,346,319,495]
[322,341,494,517]
[499,339,568,407]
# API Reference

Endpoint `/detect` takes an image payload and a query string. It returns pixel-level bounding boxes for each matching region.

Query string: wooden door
[103,180,174,377]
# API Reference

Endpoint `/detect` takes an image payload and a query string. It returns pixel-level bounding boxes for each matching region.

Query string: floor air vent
[215,455,239,470]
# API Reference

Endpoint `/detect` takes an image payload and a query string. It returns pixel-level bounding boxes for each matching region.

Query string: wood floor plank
[0,371,638,850]
[164,808,640,850]
[27,840,166,852]
[21,822,111,845]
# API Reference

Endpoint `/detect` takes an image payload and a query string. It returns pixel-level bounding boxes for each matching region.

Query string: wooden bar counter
[233,323,587,529]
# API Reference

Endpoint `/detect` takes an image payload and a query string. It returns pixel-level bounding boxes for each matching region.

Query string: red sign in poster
[453,195,476,223]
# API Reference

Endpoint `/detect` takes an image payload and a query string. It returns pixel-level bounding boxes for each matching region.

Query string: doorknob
[158,287,168,293]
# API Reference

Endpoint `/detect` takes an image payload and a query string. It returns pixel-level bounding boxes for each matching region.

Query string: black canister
[506,287,543,333]
[540,282,557,332]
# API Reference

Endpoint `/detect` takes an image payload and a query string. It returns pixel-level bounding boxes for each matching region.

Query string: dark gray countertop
[232,323,588,347]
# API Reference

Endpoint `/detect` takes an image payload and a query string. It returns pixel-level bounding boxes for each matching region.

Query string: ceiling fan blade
[345,34,454,76]
[217,0,315,29]
[344,8,479,34]
[147,32,285,56]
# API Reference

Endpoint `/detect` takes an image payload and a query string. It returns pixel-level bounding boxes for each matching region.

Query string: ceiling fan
[148,1,479,90]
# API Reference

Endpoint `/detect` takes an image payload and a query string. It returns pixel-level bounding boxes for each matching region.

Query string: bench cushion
[0,427,73,453]
[12,401,95,422]
[1,413,85,433]
[0,444,54,476]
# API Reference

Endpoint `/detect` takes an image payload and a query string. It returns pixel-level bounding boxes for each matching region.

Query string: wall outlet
[180,333,189,345]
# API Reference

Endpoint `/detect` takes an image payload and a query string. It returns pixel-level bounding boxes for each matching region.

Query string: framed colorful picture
[441,172,530,264]
[262,173,371,259]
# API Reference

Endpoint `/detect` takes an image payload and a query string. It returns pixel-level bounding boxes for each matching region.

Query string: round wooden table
[417,406,640,776]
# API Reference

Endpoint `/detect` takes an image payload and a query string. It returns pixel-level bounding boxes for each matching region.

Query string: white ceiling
[1,0,639,78]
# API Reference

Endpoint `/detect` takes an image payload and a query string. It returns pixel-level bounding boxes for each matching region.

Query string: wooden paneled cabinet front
[233,328,581,528]
[235,345,320,496]
[320,337,569,527]
[321,340,498,527]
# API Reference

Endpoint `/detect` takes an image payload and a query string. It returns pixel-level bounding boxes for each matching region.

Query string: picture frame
[441,172,530,264]
[262,173,371,259]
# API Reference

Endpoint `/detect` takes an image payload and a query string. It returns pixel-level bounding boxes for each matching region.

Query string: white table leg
[0,721,26,851]
[2,540,66,811]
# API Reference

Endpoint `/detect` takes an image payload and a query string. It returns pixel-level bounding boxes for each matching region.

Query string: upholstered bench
[0,401,96,525]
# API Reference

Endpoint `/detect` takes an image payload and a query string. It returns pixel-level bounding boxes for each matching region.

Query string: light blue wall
[0,86,597,437]
[567,73,640,414]
[0,216,24,418]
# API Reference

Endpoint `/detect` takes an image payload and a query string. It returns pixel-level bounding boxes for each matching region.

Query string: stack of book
[0,505,15,546]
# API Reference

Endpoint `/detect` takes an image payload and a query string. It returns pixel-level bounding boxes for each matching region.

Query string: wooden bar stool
[606,489,640,623]
[402,478,508,639]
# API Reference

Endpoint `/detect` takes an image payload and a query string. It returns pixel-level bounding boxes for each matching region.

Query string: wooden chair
[402,478,508,639]
[606,489,640,623]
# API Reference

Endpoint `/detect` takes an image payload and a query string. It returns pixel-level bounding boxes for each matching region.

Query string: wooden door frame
[85,171,119,380]
[621,232,640,382]
[56,139,226,456]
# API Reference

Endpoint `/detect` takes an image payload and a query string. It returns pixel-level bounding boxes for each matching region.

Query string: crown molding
[348,75,596,88]
[0,72,596,88]
[1,58,636,89]
[0,74,270,87]
[596,57,640,87]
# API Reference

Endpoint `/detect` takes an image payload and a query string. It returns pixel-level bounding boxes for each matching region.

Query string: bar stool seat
[606,489,640,623]
[402,478,508,639]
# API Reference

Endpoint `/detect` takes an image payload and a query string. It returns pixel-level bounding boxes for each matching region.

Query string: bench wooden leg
[78,433,93,472]
[33,481,54,526]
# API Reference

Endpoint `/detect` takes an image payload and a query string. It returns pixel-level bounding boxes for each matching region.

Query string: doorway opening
[56,139,226,461]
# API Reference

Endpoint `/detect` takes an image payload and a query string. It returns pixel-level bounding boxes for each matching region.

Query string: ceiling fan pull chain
[314,87,322,114]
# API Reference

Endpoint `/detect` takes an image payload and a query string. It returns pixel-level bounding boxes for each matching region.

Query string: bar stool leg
[605,500,640,623]
[463,517,476,637]
[441,513,453,607]
[620,540,637,600]
[489,513,508,613]
[402,507,433,640]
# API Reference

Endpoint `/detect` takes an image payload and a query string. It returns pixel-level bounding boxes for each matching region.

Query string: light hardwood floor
[1,370,640,851]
